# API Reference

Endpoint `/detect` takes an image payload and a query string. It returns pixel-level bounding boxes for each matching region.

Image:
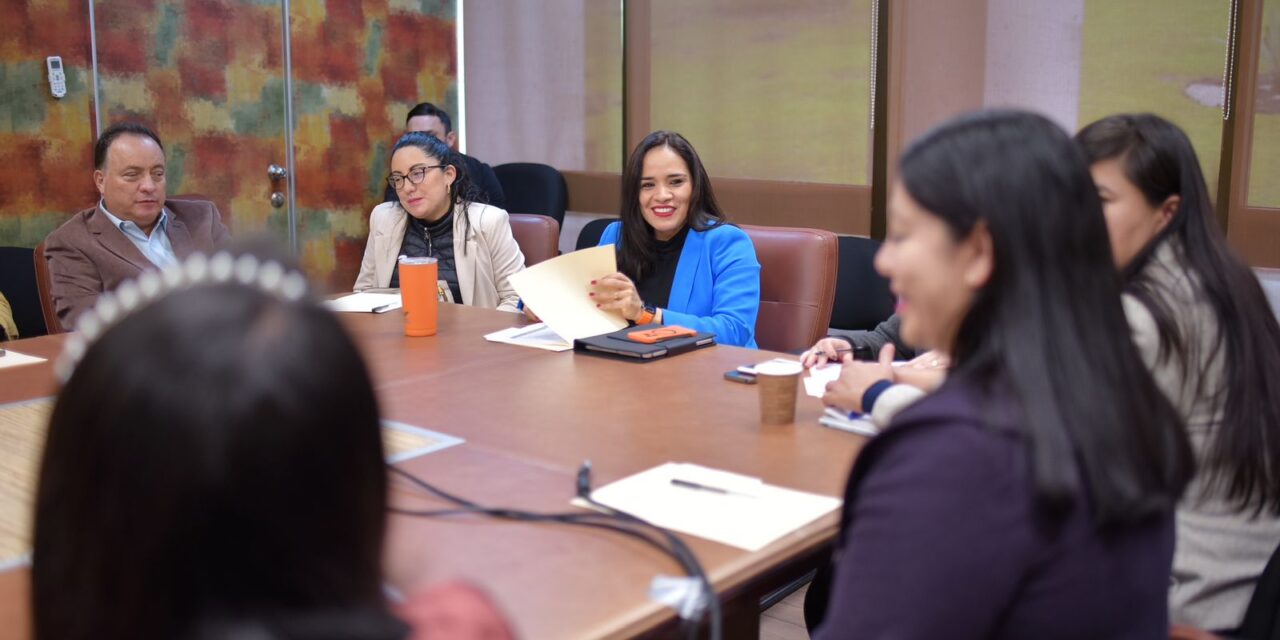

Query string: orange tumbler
[398,256,439,337]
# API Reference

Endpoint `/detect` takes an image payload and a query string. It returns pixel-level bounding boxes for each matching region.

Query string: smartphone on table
[627,326,698,344]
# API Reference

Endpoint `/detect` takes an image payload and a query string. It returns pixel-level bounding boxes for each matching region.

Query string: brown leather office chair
[741,225,838,353]
[508,213,560,267]
[33,243,61,335]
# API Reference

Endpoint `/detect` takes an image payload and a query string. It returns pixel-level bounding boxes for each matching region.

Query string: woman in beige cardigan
[355,132,524,312]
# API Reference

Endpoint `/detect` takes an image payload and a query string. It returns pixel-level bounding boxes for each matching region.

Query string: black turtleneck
[635,225,689,309]
[390,208,463,303]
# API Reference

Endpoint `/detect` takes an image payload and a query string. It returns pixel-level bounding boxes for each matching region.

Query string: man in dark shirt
[383,102,507,211]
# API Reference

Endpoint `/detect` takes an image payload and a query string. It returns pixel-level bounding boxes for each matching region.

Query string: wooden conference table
[0,304,867,639]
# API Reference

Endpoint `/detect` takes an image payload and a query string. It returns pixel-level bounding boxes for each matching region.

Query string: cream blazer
[354,201,525,312]
[1123,240,1280,631]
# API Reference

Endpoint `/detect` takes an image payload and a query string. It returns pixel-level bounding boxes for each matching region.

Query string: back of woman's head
[34,266,388,639]
[187,608,409,640]
[900,109,1193,526]
[1077,113,1280,515]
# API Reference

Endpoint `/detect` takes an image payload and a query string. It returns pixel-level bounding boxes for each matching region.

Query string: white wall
[463,0,588,169]
[983,0,1085,132]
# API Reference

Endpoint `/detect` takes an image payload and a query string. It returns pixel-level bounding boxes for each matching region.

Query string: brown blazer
[43,198,231,331]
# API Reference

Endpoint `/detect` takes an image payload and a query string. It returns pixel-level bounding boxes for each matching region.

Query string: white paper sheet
[508,245,627,342]
[0,350,46,370]
[483,323,573,352]
[819,408,878,436]
[738,357,800,376]
[804,363,842,398]
[580,463,841,552]
[804,361,910,398]
[325,292,402,313]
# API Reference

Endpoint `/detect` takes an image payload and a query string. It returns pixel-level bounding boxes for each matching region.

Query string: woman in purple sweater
[808,110,1195,639]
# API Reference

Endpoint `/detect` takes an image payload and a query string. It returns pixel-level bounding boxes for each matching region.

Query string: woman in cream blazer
[354,132,525,313]
[1079,114,1280,634]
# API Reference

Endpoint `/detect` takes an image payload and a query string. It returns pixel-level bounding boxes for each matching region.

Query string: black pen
[671,478,729,494]
[670,478,757,498]
[825,346,873,360]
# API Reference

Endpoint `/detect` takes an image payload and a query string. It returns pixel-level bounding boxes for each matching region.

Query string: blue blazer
[599,221,761,348]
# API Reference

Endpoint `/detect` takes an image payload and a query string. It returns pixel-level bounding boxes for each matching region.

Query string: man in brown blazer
[44,123,230,331]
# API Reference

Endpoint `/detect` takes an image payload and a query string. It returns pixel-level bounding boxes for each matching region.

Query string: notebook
[324,292,402,313]
[573,324,716,361]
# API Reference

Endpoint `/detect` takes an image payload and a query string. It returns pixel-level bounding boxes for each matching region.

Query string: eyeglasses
[387,164,446,191]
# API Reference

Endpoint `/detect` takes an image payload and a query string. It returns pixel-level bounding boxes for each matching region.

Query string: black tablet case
[573,324,716,361]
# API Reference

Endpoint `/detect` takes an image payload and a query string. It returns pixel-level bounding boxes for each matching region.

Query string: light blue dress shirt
[99,201,178,269]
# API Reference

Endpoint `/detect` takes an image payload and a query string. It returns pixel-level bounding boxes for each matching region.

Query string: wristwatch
[636,303,657,325]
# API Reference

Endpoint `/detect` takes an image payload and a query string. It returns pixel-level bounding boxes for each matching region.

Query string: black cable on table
[386,462,722,640]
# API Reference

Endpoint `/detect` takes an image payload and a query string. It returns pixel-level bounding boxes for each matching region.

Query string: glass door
[92,0,460,291]
[92,0,298,258]
[284,0,459,291]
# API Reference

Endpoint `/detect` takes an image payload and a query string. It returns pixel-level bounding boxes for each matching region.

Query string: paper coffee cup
[756,360,803,425]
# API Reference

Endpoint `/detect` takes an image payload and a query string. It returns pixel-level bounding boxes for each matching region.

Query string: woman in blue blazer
[593,131,761,348]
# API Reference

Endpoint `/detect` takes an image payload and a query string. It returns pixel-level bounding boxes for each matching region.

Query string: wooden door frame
[1221,0,1280,267]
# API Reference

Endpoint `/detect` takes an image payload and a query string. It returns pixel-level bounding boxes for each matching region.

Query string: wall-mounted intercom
[46,56,66,99]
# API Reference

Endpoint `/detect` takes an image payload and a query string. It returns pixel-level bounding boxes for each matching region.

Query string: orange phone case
[626,326,698,344]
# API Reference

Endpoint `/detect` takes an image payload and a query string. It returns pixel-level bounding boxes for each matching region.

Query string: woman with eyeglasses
[355,132,525,312]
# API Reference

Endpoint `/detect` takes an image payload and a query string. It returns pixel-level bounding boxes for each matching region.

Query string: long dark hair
[33,282,391,639]
[186,609,408,640]
[1077,113,1280,515]
[617,131,726,282]
[390,131,476,253]
[900,110,1193,527]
